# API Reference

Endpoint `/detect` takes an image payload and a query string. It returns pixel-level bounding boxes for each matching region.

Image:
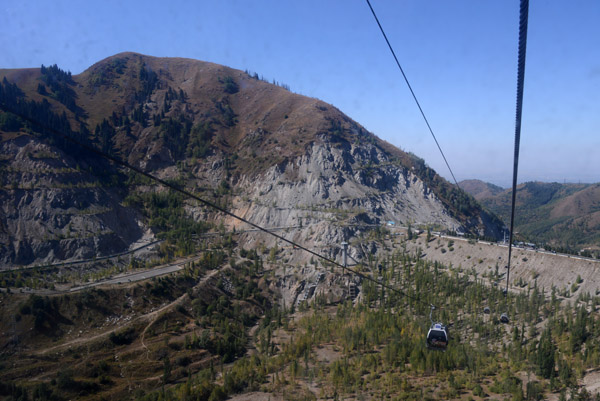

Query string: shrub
[221,77,239,94]
[176,356,191,367]
[109,327,136,345]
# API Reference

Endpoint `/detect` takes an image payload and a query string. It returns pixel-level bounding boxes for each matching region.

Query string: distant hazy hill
[459,179,505,201]
[461,179,600,252]
[0,53,504,266]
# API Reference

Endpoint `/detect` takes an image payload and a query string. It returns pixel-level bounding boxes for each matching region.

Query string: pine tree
[536,327,555,379]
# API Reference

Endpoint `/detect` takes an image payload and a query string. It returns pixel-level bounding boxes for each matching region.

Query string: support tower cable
[506,0,530,295]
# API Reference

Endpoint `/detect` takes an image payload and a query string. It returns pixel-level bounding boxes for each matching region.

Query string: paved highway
[68,255,203,292]
[1,255,204,295]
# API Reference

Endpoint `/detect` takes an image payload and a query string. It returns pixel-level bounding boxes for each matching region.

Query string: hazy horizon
[460,177,597,190]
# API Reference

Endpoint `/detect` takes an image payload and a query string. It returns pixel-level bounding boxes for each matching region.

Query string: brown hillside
[463,180,600,251]
[70,53,367,174]
[550,183,600,219]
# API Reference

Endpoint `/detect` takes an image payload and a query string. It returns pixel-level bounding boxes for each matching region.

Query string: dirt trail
[35,316,146,356]
[139,267,223,360]
[584,370,600,396]
[139,292,188,361]
[35,267,223,357]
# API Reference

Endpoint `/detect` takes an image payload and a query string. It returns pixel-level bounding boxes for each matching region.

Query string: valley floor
[2,232,600,400]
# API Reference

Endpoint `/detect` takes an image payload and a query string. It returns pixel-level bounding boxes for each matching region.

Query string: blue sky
[1,0,599,187]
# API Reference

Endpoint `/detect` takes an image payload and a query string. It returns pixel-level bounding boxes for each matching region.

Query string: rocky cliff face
[0,134,145,266]
[0,53,503,268]
[233,140,457,230]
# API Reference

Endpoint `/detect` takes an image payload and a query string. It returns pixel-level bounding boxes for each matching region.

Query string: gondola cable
[0,101,434,311]
[366,0,530,334]
[364,0,460,189]
[505,0,530,298]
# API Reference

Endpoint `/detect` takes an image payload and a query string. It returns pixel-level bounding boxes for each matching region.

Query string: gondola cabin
[426,323,448,350]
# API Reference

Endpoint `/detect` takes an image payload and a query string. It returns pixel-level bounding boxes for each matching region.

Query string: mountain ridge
[461,179,600,253]
[0,53,503,267]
